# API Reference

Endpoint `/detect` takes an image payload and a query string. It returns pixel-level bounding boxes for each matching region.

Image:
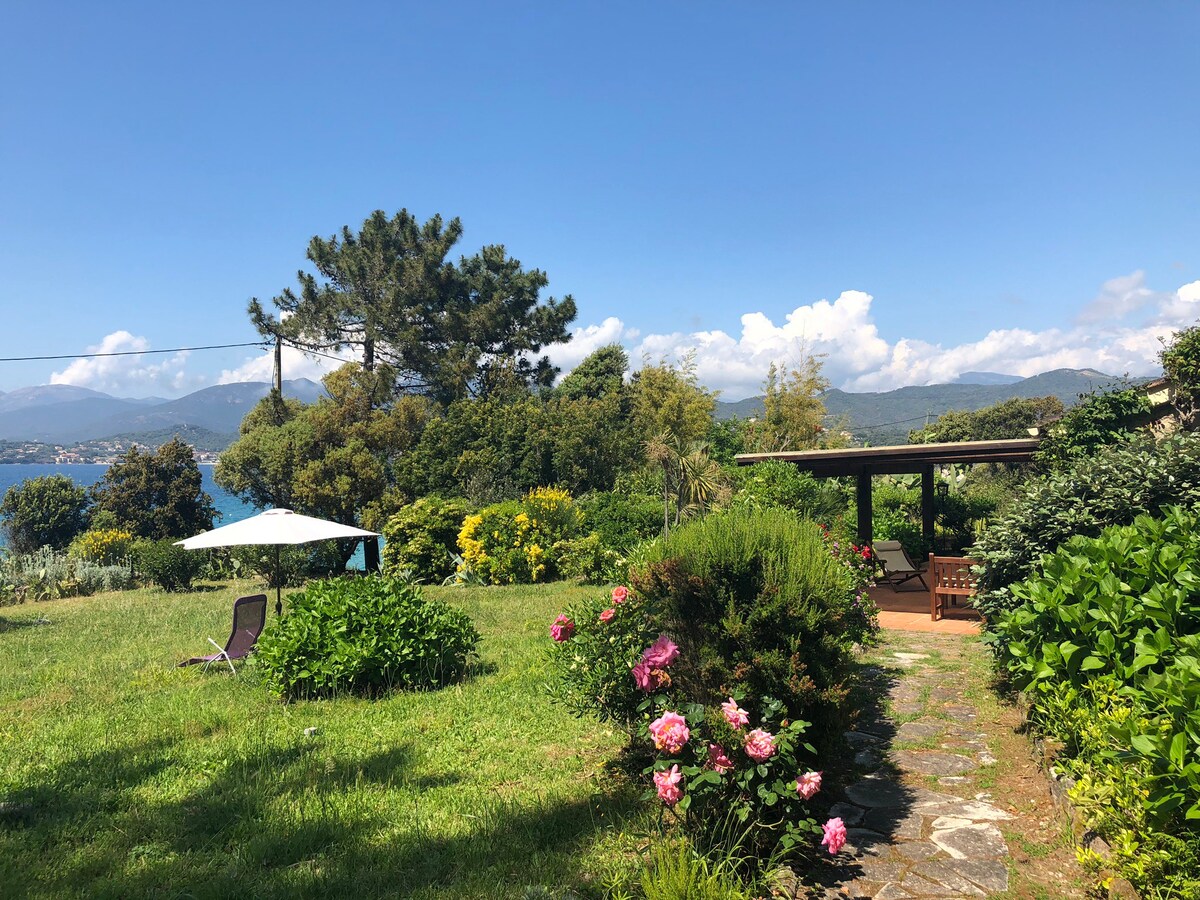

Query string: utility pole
[273,335,283,394]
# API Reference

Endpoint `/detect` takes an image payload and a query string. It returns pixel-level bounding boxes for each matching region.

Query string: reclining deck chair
[872,540,929,591]
[178,594,268,674]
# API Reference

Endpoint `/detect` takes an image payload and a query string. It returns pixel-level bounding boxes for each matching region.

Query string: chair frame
[929,554,980,621]
[179,594,267,674]
[872,540,929,591]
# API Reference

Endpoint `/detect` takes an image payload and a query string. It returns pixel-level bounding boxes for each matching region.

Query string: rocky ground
[806,631,1092,899]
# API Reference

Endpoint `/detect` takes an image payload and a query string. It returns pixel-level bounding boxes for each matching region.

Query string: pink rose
[744,728,776,762]
[654,764,683,806]
[612,585,629,604]
[549,614,574,642]
[642,634,679,669]
[631,660,656,691]
[795,770,822,800]
[821,817,847,855]
[721,697,750,729]
[599,608,615,623]
[708,743,733,774]
[649,711,690,755]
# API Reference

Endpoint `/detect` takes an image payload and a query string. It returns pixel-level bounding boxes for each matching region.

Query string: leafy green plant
[552,533,624,584]
[727,460,846,524]
[1161,320,1200,429]
[1033,386,1150,471]
[972,430,1200,624]
[135,540,204,592]
[253,575,480,699]
[545,585,663,736]
[996,508,1200,893]
[381,496,471,583]
[578,491,663,552]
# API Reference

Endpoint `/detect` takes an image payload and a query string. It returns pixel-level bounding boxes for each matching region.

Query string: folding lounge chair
[178,594,268,674]
[872,540,929,591]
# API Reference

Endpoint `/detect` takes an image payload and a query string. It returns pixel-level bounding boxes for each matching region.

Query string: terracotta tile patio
[869,582,982,635]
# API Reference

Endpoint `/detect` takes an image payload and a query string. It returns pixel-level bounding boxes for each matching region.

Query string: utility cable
[0,341,268,363]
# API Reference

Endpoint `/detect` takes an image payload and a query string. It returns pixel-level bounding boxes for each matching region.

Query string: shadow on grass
[0,612,52,633]
[0,733,638,899]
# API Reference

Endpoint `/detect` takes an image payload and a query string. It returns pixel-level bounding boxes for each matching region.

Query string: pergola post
[921,463,935,553]
[856,469,873,548]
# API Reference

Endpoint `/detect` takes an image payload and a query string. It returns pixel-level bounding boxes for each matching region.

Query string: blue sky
[1,1,1197,400]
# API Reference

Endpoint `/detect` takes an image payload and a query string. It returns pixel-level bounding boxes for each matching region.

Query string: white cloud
[551,274,1198,399]
[217,344,354,385]
[1075,270,1164,324]
[50,331,202,397]
[543,316,631,375]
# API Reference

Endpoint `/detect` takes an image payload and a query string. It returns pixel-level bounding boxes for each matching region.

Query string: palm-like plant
[646,433,728,532]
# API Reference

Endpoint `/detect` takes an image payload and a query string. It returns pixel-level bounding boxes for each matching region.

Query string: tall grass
[0,581,642,898]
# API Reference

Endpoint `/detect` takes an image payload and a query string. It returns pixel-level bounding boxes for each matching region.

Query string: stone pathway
[815,639,1015,899]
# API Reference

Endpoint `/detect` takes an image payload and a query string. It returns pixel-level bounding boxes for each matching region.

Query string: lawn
[0,581,645,899]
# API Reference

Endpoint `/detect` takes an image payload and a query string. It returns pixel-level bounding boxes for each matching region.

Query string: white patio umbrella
[176,508,379,615]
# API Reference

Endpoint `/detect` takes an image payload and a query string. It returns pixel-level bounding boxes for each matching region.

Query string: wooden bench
[929,553,979,621]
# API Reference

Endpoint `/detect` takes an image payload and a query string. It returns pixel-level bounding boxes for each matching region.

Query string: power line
[851,414,933,431]
[0,341,268,363]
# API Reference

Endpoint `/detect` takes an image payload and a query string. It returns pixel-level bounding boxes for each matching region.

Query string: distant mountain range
[715,368,1141,444]
[0,379,325,447]
[0,367,1147,452]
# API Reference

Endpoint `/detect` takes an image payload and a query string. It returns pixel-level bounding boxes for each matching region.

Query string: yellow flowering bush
[69,528,135,566]
[456,488,582,584]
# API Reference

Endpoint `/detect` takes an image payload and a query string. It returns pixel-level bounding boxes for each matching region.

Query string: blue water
[0,464,370,567]
[0,463,258,547]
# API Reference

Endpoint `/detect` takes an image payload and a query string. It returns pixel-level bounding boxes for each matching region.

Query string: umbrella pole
[274,545,282,615]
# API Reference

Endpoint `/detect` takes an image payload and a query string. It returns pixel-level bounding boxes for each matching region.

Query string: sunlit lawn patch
[0,581,643,898]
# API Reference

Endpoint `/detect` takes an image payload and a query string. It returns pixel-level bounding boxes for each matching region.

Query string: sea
[0,463,257,548]
[0,463,370,565]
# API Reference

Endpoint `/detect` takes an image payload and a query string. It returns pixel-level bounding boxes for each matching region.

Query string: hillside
[716,368,1137,444]
[0,379,325,446]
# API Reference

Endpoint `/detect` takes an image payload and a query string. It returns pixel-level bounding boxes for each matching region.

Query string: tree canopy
[92,438,217,540]
[908,396,1064,444]
[0,475,90,554]
[250,209,577,404]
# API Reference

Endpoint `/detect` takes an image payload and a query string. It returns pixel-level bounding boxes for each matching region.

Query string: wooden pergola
[734,439,1041,550]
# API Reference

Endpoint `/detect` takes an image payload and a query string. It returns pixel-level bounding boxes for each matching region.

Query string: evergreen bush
[630,506,867,754]
[135,540,204,592]
[578,491,662,553]
[382,497,471,582]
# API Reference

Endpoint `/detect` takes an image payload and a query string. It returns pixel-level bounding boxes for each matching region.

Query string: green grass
[0,581,646,899]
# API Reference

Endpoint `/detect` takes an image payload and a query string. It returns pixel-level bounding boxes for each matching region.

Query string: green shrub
[545,584,664,735]
[0,475,90,554]
[631,506,865,754]
[381,497,471,582]
[135,540,204,592]
[253,575,480,699]
[728,460,848,524]
[1033,387,1152,471]
[973,430,1200,624]
[232,541,345,588]
[995,507,1200,894]
[552,532,624,584]
[457,487,582,584]
[578,491,663,553]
